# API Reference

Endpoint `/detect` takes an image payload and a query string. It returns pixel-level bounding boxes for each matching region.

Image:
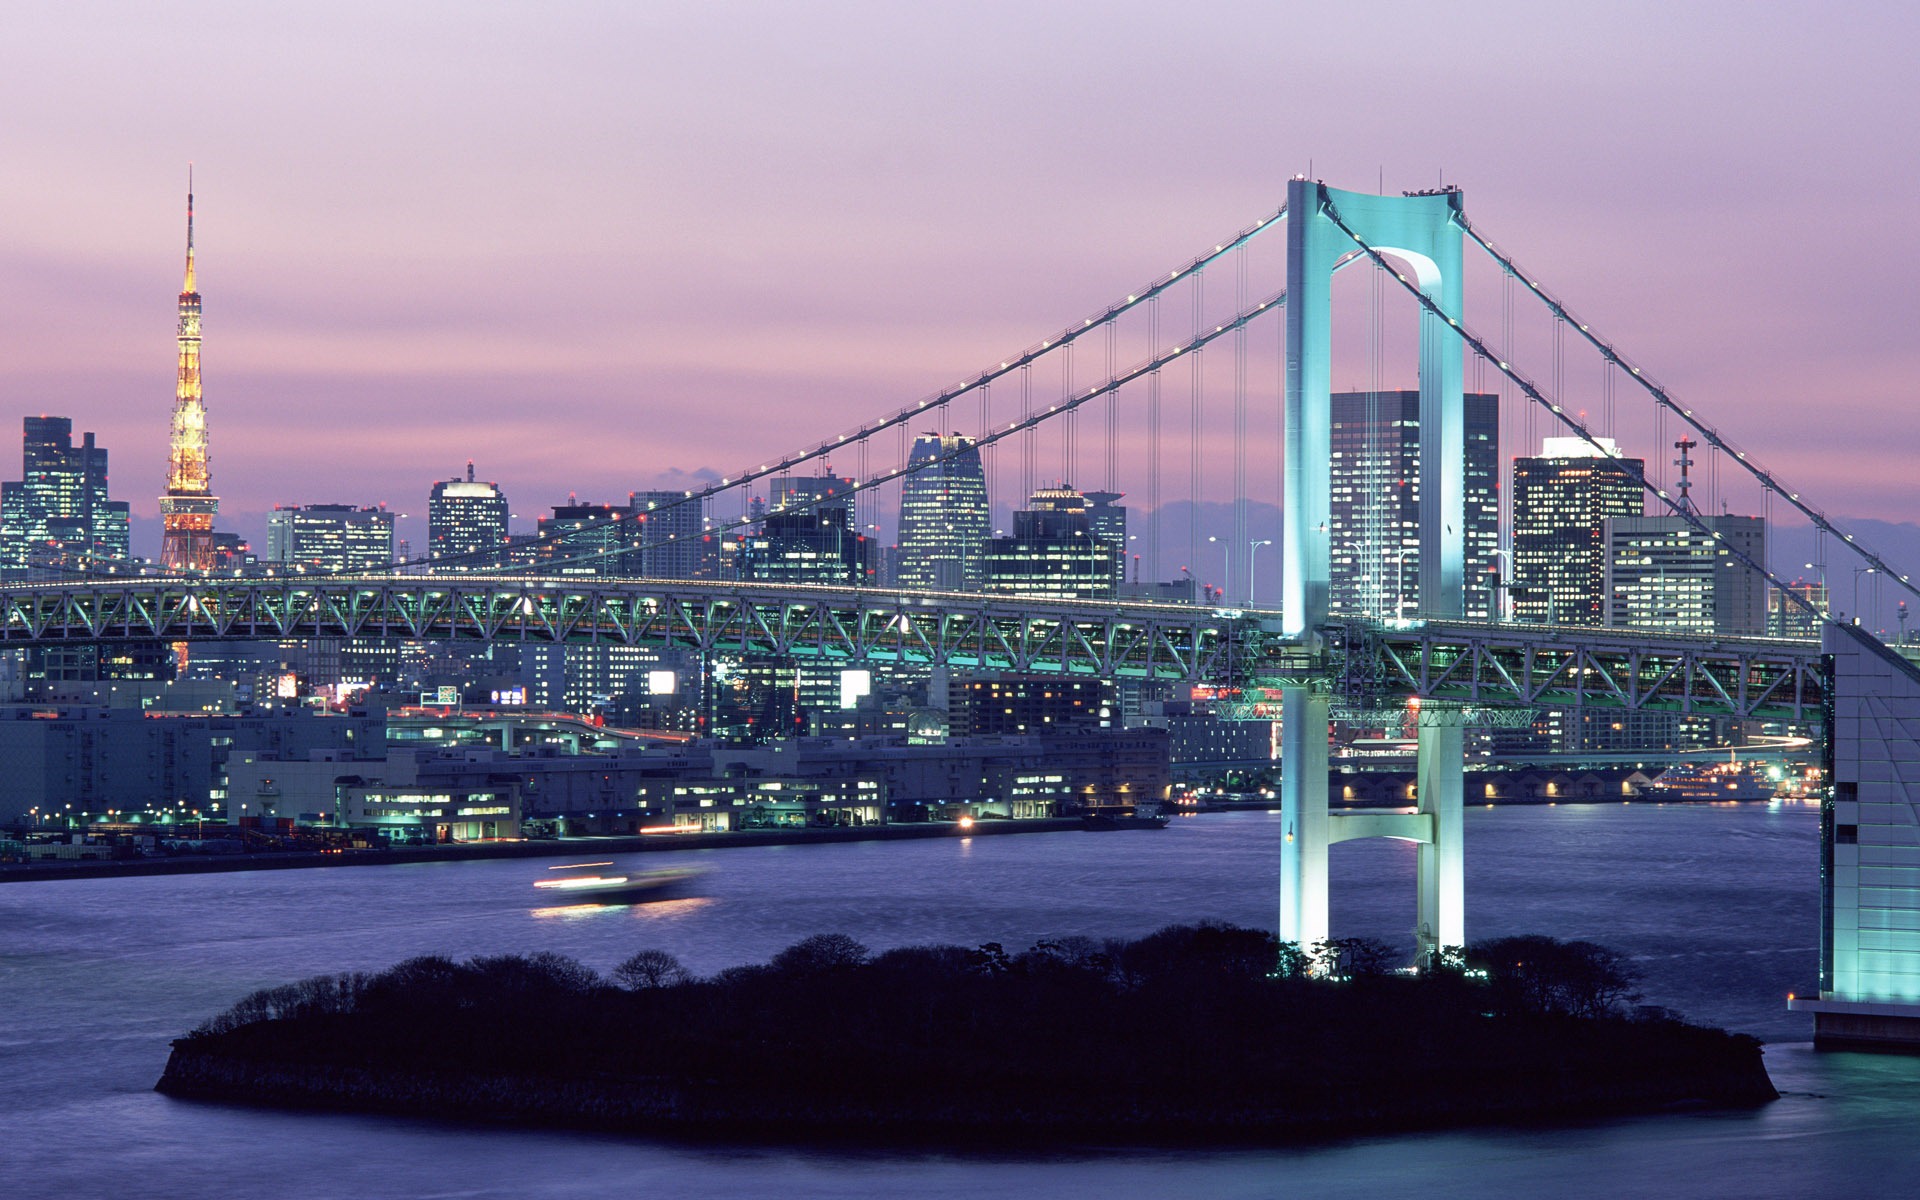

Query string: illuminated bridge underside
[0,578,1236,681]
[1333,620,1824,722]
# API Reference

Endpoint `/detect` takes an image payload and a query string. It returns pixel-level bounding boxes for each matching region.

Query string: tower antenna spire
[183,164,197,292]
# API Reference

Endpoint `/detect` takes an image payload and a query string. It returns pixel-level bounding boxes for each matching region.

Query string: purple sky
[6,1,1918,556]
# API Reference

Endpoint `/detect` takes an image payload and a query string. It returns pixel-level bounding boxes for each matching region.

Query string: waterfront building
[983,486,1119,600]
[1602,513,1767,636]
[945,674,1113,738]
[1327,390,1499,620]
[427,463,509,571]
[159,176,219,571]
[895,433,989,591]
[266,504,396,573]
[0,416,131,578]
[1511,436,1645,624]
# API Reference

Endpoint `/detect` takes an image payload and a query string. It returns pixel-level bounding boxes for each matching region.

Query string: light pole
[1247,539,1272,608]
[1486,547,1512,621]
[1853,566,1876,622]
[1207,535,1229,605]
[1387,549,1410,622]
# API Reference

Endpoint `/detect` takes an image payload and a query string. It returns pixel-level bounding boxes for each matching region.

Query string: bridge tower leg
[1415,719,1465,963]
[1279,685,1330,949]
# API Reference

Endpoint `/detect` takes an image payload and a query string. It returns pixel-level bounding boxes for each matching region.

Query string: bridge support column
[1415,721,1465,963]
[1279,686,1330,950]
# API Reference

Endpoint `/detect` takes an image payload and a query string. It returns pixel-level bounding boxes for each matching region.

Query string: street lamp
[1207,535,1229,604]
[1386,549,1410,622]
[1853,567,1876,622]
[1247,539,1272,607]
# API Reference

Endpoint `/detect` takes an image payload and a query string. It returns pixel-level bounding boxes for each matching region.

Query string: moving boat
[1640,760,1779,802]
[532,862,702,905]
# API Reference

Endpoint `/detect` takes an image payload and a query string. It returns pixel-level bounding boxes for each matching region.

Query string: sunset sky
[7,1,1917,555]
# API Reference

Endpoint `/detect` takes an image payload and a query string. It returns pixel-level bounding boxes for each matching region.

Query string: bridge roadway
[0,575,1826,720]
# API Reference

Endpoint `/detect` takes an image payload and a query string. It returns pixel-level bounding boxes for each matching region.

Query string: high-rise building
[428,462,509,572]
[536,503,645,577]
[740,503,870,586]
[983,486,1119,600]
[0,417,130,577]
[160,174,219,571]
[1327,390,1499,619]
[266,504,396,573]
[1511,436,1645,624]
[1603,514,1768,636]
[630,491,705,579]
[895,433,989,591]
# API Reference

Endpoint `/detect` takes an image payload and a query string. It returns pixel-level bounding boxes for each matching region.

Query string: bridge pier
[1278,685,1330,949]
[1415,720,1465,963]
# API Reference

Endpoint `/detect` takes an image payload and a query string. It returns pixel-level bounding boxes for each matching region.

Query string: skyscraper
[630,491,705,579]
[160,174,219,571]
[266,504,396,573]
[983,486,1119,601]
[1603,514,1768,636]
[1327,390,1499,620]
[0,417,130,577]
[895,433,989,591]
[1510,436,1645,624]
[428,462,510,571]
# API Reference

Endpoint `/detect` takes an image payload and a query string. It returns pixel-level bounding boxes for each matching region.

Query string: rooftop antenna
[1673,436,1698,514]
[466,459,475,483]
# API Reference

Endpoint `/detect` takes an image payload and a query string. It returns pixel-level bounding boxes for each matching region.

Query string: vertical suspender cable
[1191,269,1204,599]
[1233,244,1249,607]
[1148,296,1161,584]
[1105,318,1118,494]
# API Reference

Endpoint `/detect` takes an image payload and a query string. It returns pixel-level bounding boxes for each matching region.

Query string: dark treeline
[159,924,1775,1144]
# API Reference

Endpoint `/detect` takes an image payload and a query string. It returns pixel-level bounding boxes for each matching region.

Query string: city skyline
[5,4,1918,546]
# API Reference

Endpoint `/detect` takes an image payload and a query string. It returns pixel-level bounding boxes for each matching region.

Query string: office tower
[160,174,219,571]
[983,486,1119,600]
[428,462,510,571]
[536,503,646,577]
[1769,579,1828,639]
[1603,514,1768,636]
[740,502,870,586]
[1511,436,1645,624]
[1327,390,1498,619]
[895,433,989,590]
[266,504,396,572]
[630,491,705,579]
[0,417,131,577]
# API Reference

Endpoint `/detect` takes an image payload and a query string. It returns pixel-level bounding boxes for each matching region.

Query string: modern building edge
[1789,997,1920,1051]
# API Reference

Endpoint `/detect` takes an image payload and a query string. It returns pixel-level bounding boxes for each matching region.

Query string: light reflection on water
[5,804,1916,1199]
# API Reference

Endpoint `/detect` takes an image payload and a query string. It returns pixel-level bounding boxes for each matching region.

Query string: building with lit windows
[266,504,395,573]
[1511,436,1645,624]
[630,491,706,579]
[1327,390,1499,619]
[983,486,1119,600]
[0,417,130,578]
[427,463,509,571]
[895,433,989,591]
[1770,579,1829,639]
[536,503,645,577]
[1603,514,1767,636]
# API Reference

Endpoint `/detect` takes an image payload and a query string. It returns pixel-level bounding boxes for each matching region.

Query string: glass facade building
[0,416,130,578]
[1511,436,1645,624]
[983,487,1119,601]
[895,433,989,591]
[1602,513,1768,636]
[1327,390,1498,619]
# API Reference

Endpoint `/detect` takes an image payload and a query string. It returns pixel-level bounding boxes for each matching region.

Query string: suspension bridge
[9,178,1905,972]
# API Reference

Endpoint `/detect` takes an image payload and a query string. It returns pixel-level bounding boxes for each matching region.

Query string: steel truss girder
[1333,620,1823,721]
[0,577,1235,681]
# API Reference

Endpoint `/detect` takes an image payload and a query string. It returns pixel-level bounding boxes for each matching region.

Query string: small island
[156,924,1774,1145]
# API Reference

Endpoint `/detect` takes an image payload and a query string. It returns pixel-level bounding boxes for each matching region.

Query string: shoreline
[0,818,1083,884]
[3,792,1809,884]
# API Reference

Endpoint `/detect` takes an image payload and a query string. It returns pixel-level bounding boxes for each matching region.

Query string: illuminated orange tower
[160,169,218,570]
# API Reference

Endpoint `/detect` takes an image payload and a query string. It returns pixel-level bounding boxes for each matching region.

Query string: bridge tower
[1279,179,1467,964]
